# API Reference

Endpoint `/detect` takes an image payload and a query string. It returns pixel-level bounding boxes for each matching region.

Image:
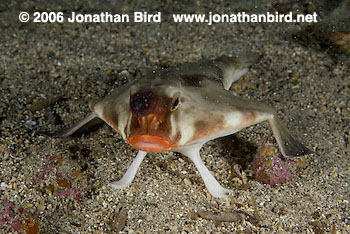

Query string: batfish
[50,54,311,198]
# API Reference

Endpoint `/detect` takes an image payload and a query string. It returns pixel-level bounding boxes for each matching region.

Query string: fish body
[52,54,310,198]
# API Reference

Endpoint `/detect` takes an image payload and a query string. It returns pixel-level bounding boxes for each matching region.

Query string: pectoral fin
[46,113,102,138]
[178,53,262,90]
[212,54,262,90]
[110,151,148,189]
[178,145,232,198]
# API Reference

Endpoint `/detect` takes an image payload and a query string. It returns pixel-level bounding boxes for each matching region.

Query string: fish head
[127,87,183,152]
[89,73,229,153]
[89,76,187,152]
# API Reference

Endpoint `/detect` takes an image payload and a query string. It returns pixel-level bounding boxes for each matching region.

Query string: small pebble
[183,178,192,186]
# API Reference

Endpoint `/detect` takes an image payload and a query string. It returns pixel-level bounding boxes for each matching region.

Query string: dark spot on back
[179,74,207,87]
[130,91,154,117]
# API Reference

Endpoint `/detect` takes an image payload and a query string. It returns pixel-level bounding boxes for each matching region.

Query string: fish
[50,53,311,198]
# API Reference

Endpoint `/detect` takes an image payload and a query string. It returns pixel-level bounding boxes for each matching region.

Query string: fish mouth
[128,135,172,152]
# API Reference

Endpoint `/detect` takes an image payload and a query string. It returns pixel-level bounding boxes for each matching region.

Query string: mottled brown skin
[188,115,226,143]
[242,111,257,125]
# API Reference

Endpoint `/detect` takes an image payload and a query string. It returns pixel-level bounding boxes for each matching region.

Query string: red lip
[128,134,172,152]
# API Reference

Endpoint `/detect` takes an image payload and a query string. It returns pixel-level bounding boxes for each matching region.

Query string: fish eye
[170,93,181,111]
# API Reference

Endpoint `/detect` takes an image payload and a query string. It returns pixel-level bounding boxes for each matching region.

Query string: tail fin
[268,117,311,157]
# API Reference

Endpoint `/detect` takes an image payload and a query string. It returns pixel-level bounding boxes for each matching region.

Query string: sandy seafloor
[0,0,349,233]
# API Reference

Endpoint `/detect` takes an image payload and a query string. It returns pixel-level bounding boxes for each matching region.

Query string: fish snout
[137,113,163,132]
[128,110,173,152]
[128,134,172,152]
[127,91,179,152]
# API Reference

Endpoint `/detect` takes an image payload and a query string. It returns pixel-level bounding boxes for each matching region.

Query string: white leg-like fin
[110,151,147,189]
[178,146,232,198]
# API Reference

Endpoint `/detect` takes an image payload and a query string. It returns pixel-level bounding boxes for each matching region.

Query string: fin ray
[176,53,262,90]
[213,54,262,90]
[268,117,312,157]
[46,113,101,138]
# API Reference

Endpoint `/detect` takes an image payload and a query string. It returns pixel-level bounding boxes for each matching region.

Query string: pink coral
[252,150,299,185]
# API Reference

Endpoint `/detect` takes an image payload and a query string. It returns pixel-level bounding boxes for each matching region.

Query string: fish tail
[268,117,312,157]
